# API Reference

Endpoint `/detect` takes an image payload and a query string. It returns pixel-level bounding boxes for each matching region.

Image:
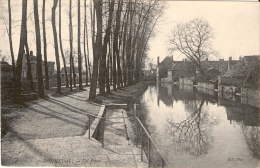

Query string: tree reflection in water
[166,99,216,156]
[241,125,260,159]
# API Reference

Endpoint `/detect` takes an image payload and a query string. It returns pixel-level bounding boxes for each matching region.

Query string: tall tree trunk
[86,31,91,84]
[105,42,111,93]
[114,0,122,89]
[84,0,89,86]
[14,0,27,103]
[52,0,61,94]
[24,4,34,92]
[25,43,34,91]
[69,0,73,91]
[7,0,15,78]
[34,0,44,98]
[72,53,76,87]
[99,0,114,95]
[109,36,113,84]
[42,0,50,90]
[112,38,117,91]
[69,56,72,91]
[59,0,69,88]
[88,0,94,83]
[121,5,130,86]
[89,0,102,100]
[78,0,83,90]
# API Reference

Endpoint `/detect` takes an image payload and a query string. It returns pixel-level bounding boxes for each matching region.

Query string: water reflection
[140,83,260,167]
[166,99,215,156]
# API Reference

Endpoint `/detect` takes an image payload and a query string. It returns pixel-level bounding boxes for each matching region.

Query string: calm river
[139,83,259,168]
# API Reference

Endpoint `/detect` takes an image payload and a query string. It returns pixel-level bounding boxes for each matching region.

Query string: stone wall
[197,82,215,90]
[179,77,193,85]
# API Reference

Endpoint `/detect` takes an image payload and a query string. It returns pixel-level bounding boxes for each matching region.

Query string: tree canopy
[169,18,215,69]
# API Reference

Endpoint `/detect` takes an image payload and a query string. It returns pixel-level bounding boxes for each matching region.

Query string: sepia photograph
[0,0,259,167]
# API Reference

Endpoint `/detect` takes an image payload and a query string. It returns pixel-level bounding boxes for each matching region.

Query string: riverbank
[1,82,149,167]
[97,82,148,104]
[1,82,147,139]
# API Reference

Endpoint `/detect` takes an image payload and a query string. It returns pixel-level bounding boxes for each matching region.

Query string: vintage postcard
[1,0,259,167]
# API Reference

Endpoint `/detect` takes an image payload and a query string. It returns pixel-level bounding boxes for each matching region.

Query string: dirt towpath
[1,83,149,167]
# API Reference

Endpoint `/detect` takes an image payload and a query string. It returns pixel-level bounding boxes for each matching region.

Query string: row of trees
[89,0,164,100]
[4,0,164,102]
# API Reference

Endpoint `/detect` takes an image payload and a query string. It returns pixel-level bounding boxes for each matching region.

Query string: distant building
[60,67,92,80]
[1,60,13,82]
[221,55,260,88]
[21,51,55,80]
[157,56,256,84]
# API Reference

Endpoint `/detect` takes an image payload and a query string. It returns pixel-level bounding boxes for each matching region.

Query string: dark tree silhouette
[7,0,15,78]
[52,0,61,94]
[169,18,215,72]
[89,0,102,100]
[69,0,73,91]
[42,0,50,90]
[99,0,114,95]
[78,0,83,90]
[59,0,69,88]
[14,0,27,102]
[166,99,214,156]
[34,0,44,98]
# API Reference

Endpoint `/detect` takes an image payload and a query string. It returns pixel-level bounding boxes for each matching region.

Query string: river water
[139,83,259,168]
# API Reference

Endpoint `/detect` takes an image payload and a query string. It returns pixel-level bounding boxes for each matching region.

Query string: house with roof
[220,55,260,88]
[158,55,259,88]
[1,60,13,82]
[157,56,173,79]
[159,56,226,86]
[218,55,260,107]
[21,51,55,81]
[60,66,91,84]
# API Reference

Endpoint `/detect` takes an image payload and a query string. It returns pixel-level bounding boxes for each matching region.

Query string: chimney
[206,58,208,61]
[229,56,232,61]
[157,56,159,66]
[30,51,33,56]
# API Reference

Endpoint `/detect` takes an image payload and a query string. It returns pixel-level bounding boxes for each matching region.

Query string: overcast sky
[148,1,259,63]
[0,1,259,65]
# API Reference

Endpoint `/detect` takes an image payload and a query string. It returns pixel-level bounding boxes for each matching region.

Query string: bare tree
[69,0,73,91]
[89,0,102,100]
[34,0,44,98]
[114,0,122,89]
[169,18,215,72]
[7,0,15,77]
[14,0,27,102]
[59,0,69,88]
[83,0,90,86]
[25,42,34,92]
[72,51,76,87]
[99,0,114,95]
[42,0,50,90]
[166,99,214,156]
[78,0,83,90]
[52,0,61,94]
